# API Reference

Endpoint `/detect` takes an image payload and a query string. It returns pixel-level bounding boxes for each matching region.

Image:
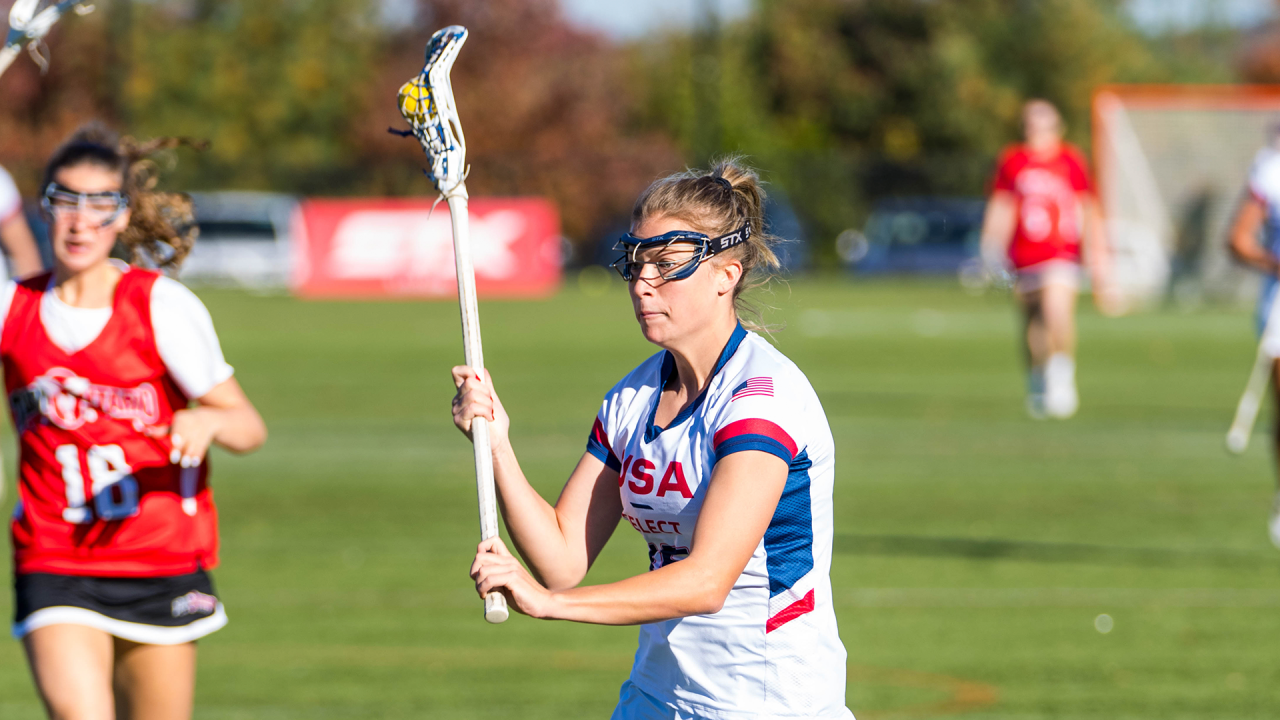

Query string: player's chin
[636,313,671,343]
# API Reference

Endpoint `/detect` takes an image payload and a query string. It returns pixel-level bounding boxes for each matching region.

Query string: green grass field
[1,277,1278,719]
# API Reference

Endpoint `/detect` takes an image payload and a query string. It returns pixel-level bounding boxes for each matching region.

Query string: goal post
[1092,84,1280,308]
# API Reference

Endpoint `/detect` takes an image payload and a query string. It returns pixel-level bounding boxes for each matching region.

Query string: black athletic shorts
[13,569,227,645]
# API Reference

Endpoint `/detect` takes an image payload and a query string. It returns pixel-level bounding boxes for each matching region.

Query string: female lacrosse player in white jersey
[453,159,853,719]
[1229,124,1280,547]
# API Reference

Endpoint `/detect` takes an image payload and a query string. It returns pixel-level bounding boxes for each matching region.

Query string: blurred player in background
[8,124,266,719]
[453,159,854,719]
[1228,123,1280,548]
[981,99,1115,419]
[0,163,46,278]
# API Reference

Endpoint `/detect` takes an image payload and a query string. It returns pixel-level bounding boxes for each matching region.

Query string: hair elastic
[711,176,732,192]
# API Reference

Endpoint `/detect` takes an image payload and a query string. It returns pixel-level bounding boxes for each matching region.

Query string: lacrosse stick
[1,0,95,79]
[394,26,508,624]
[1226,286,1280,454]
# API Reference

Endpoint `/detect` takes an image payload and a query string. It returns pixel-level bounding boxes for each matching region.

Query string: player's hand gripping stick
[395,26,508,623]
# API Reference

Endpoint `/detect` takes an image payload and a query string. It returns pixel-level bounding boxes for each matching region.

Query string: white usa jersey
[587,325,853,720]
[1250,148,1280,334]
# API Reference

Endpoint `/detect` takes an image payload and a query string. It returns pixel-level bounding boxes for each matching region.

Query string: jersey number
[56,444,140,523]
[647,542,689,571]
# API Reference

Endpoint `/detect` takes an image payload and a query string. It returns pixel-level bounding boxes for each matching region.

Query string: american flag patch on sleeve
[731,377,773,401]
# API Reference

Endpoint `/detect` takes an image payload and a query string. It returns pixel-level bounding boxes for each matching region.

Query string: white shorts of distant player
[1013,258,1081,295]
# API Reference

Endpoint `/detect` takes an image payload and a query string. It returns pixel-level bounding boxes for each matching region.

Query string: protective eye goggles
[610,222,751,282]
[41,182,129,226]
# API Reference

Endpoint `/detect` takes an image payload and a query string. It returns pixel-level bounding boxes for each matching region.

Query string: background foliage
[0,0,1263,260]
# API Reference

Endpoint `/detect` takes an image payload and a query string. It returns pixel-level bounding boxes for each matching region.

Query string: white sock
[1047,353,1075,386]
[1045,354,1078,418]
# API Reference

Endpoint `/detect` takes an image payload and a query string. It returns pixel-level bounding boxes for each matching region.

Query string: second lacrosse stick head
[397,25,468,197]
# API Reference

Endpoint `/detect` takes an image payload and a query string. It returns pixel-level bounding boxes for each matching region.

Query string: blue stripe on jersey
[764,449,814,598]
[643,323,748,443]
[714,434,794,464]
[586,435,622,472]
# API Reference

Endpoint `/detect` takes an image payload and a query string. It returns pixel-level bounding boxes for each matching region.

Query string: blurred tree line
[633,0,1244,260]
[0,0,1258,262]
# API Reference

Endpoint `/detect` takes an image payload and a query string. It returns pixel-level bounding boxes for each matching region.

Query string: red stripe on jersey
[766,589,815,633]
[591,417,610,447]
[712,418,797,458]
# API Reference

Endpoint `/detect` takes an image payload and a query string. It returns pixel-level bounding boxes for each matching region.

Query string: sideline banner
[292,198,561,298]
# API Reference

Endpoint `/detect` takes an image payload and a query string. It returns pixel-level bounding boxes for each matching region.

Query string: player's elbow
[1229,233,1253,264]
[677,569,733,616]
[540,570,586,592]
[684,586,730,616]
[228,411,268,454]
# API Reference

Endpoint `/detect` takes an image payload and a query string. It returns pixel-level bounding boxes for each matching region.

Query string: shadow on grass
[834,534,1277,568]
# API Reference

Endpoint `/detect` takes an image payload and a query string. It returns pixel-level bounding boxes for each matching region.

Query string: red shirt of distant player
[992,143,1093,270]
[3,269,217,577]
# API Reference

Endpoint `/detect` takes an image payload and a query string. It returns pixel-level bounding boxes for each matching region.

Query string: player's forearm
[979,195,1015,262]
[209,405,267,453]
[1229,199,1273,274]
[490,443,588,588]
[1083,204,1112,278]
[1230,234,1279,274]
[541,556,730,625]
[6,242,41,277]
[0,217,42,277]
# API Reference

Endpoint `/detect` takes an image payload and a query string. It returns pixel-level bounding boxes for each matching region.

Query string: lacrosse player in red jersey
[981,99,1116,419]
[6,124,266,720]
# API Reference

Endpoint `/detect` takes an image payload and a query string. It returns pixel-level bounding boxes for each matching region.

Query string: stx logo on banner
[292,198,561,298]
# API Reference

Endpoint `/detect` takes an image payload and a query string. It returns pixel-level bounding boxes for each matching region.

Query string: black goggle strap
[706,222,751,257]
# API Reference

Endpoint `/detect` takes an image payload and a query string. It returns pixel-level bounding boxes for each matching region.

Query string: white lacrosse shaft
[447,189,509,624]
[1227,287,1280,454]
[0,44,19,78]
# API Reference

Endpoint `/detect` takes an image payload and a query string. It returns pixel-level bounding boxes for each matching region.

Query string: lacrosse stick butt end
[1226,427,1250,455]
[484,592,509,624]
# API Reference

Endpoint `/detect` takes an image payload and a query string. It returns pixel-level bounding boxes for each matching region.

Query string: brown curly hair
[43,122,207,273]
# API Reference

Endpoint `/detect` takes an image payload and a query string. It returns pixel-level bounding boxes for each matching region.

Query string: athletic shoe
[1026,367,1047,420]
[1045,353,1078,419]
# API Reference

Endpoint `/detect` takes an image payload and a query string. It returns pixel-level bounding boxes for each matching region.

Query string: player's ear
[716,257,742,296]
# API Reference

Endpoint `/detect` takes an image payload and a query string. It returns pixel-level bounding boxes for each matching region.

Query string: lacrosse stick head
[6,0,38,47]
[9,0,40,28]
[5,2,96,75]
[397,25,468,197]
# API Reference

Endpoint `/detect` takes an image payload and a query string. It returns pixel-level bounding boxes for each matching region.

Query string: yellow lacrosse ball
[398,79,433,121]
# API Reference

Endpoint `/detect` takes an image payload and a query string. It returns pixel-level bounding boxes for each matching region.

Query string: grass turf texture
[1,277,1278,719]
